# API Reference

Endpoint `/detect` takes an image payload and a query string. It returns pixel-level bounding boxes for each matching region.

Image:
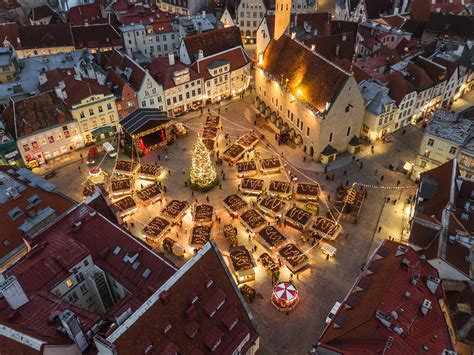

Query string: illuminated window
[66,279,73,287]
[56,133,63,140]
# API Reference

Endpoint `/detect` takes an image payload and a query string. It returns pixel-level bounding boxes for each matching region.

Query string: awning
[348,136,362,147]
[321,144,337,156]
[91,126,113,138]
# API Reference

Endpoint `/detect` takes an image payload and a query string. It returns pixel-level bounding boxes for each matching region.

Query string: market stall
[268,180,292,199]
[161,200,189,223]
[193,203,214,224]
[236,160,258,177]
[142,216,171,242]
[271,282,299,311]
[333,186,366,223]
[237,132,259,149]
[259,157,282,174]
[278,243,309,273]
[257,225,287,252]
[239,284,256,303]
[294,183,319,201]
[230,246,256,284]
[136,184,162,205]
[310,216,342,241]
[115,160,139,177]
[189,226,212,248]
[205,115,220,128]
[284,206,313,231]
[223,194,248,217]
[258,196,287,218]
[240,209,267,232]
[202,138,215,152]
[202,126,218,139]
[83,184,95,198]
[110,179,133,199]
[240,177,264,195]
[137,163,162,181]
[222,143,246,163]
[223,224,238,248]
[113,196,138,218]
[258,253,280,275]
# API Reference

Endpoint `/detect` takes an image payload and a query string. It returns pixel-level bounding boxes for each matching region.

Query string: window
[98,106,103,113]
[39,138,47,145]
[48,136,55,143]
[92,121,97,128]
[84,259,89,266]
[449,146,457,155]
[427,138,434,147]
[2,239,9,246]
[107,103,112,110]
[75,272,84,283]
[80,111,85,118]
[306,127,310,137]
[101,118,106,126]
[167,99,171,105]
[347,127,351,137]
[143,268,151,279]
[82,123,88,131]
[31,141,39,149]
[80,284,88,295]
[89,109,94,115]
[142,100,146,107]
[55,133,62,140]
[109,115,115,123]
[329,132,333,143]
[66,279,73,287]
[113,246,121,255]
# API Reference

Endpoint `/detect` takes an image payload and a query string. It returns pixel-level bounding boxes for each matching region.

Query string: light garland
[189,137,218,190]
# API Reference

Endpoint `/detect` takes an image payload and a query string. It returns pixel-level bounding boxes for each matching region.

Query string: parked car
[326,301,341,324]
[103,141,117,158]
[86,147,98,165]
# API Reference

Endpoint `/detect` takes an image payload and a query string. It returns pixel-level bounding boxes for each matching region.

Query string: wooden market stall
[137,163,162,181]
[136,184,162,205]
[284,206,313,231]
[259,157,282,174]
[202,126,218,139]
[268,180,292,199]
[223,194,248,217]
[202,138,215,152]
[278,243,309,273]
[257,225,287,252]
[258,253,280,275]
[240,209,267,232]
[223,143,246,163]
[142,216,171,242]
[230,246,256,284]
[110,178,133,200]
[160,200,189,223]
[236,160,258,177]
[189,226,212,248]
[205,115,220,128]
[115,160,139,177]
[112,196,138,219]
[258,196,287,218]
[193,203,214,225]
[333,186,366,223]
[310,216,342,241]
[294,183,319,201]
[239,177,264,195]
[236,132,259,149]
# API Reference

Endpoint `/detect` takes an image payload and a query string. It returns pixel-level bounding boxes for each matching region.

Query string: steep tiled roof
[67,2,104,25]
[3,91,73,139]
[103,241,259,354]
[18,24,74,49]
[386,71,415,104]
[72,23,122,50]
[364,0,393,19]
[303,32,355,62]
[191,46,250,80]
[149,57,200,90]
[318,240,453,354]
[400,18,426,38]
[262,35,350,113]
[407,62,434,91]
[183,26,243,63]
[100,49,146,92]
[414,56,447,84]
[294,12,332,37]
[0,23,21,50]
[30,4,53,21]
[424,12,474,38]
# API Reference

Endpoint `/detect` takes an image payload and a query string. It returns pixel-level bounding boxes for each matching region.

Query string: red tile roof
[120,9,175,26]
[72,23,122,50]
[294,12,332,37]
[149,57,200,90]
[0,22,21,49]
[414,56,447,84]
[67,2,104,25]
[386,71,415,104]
[18,23,74,50]
[103,241,259,354]
[303,32,355,62]
[407,62,434,91]
[262,34,350,113]
[318,240,454,354]
[39,69,112,107]
[99,49,146,92]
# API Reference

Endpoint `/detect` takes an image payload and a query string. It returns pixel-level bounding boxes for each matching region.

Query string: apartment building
[157,0,208,15]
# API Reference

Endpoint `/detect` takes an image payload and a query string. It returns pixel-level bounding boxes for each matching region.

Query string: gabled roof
[363,0,394,19]
[149,57,200,90]
[318,240,453,354]
[71,23,122,50]
[120,108,170,135]
[0,23,21,50]
[303,32,355,62]
[190,46,250,80]
[3,91,73,139]
[67,2,104,25]
[30,4,53,21]
[99,49,147,92]
[262,34,350,113]
[386,71,415,104]
[102,241,259,354]
[424,12,474,38]
[407,62,434,91]
[18,24,74,49]
[414,56,447,84]
[294,12,332,37]
[182,26,243,63]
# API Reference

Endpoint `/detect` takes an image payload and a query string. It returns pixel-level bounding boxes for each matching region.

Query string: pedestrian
[303,156,306,163]
[345,180,349,186]
[223,174,226,181]
[168,169,171,176]
[352,156,356,162]
[80,153,83,160]
[393,199,397,205]
[185,181,188,187]
[375,169,378,175]
[331,173,335,181]
[402,129,406,135]
[165,155,168,161]
[386,197,391,203]
[163,185,167,192]
[206,195,209,202]
[324,165,328,174]
[326,254,329,260]
[158,154,161,161]
[397,180,400,187]
[248,235,251,242]
[219,183,222,190]
[131,222,134,228]
[182,168,185,175]
[371,145,374,153]
[378,226,382,233]
[360,162,363,169]
[290,273,293,281]
[78,166,81,172]
[380,175,384,182]
[296,273,299,280]
[327,195,331,201]
[343,170,347,175]
[345,233,349,239]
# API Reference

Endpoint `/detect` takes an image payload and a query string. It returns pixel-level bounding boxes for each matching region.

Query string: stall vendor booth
[258,226,287,252]
[205,115,220,128]
[202,138,215,152]
[268,180,292,199]
[310,216,342,241]
[161,200,189,223]
[334,186,366,223]
[236,160,258,177]
[137,163,162,181]
[202,126,218,139]
[237,133,259,149]
[113,196,138,219]
[136,184,162,205]
[223,224,238,248]
[223,143,246,163]
[230,246,256,284]
[285,206,312,231]
[223,194,248,217]
[239,177,264,195]
[294,183,319,201]
[83,184,95,199]
[258,196,287,218]
[115,160,139,177]
[110,179,133,200]
[142,216,171,242]
[278,243,309,273]
[193,204,214,225]
[258,253,280,274]
[189,226,212,248]
[271,282,299,312]
[240,209,267,232]
[259,157,282,174]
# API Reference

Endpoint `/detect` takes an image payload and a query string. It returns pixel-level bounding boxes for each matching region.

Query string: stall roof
[121,108,170,136]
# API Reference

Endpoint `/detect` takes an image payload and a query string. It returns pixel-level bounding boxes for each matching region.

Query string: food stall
[259,157,282,174]
[258,253,280,274]
[239,284,256,303]
[137,163,162,181]
[240,209,267,233]
[189,226,212,248]
[284,206,313,231]
[223,224,238,248]
[202,138,215,152]
[271,282,299,311]
[257,226,287,252]
[268,180,292,199]
[333,186,366,223]
[202,126,218,139]
[239,177,264,195]
[115,160,139,177]
[230,246,256,284]
[223,194,248,217]
[236,132,259,149]
[205,115,220,128]
[113,196,138,219]
[142,216,171,242]
[236,160,258,177]
[258,196,287,218]
[294,183,319,201]
[193,204,214,225]
[222,143,246,163]
[82,184,95,198]
[110,179,133,200]
[160,200,189,223]
[278,243,309,273]
[310,216,342,241]
[136,184,162,205]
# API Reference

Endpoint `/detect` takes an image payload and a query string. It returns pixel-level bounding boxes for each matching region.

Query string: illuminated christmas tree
[189,137,218,191]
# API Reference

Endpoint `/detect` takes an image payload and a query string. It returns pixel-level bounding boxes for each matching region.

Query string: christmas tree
[189,137,218,191]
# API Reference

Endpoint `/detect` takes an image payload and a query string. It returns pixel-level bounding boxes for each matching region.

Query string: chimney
[310,44,315,51]
[202,10,206,18]
[336,44,340,57]
[168,53,175,66]
[313,28,318,36]
[0,276,29,310]
[342,33,347,41]
[291,32,296,39]
[60,310,88,351]
[197,49,204,60]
